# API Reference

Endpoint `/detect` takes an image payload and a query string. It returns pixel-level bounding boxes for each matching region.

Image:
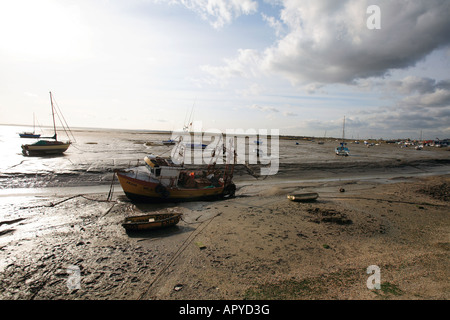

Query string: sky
[0,0,450,139]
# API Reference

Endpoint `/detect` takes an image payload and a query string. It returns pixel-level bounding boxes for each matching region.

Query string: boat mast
[183,99,196,132]
[342,116,345,142]
[50,91,57,140]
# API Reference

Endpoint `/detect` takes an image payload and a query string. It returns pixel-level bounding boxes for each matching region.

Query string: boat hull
[22,141,71,156]
[122,213,182,231]
[162,140,176,145]
[116,170,235,202]
[19,133,41,138]
[335,147,349,156]
[287,193,319,202]
[186,143,207,149]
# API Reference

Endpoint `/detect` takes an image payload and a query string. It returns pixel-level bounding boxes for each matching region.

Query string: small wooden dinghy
[287,192,319,202]
[122,213,182,231]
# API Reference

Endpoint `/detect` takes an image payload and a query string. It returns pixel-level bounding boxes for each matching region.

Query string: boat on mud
[185,143,207,149]
[122,212,182,231]
[335,116,349,156]
[19,132,41,139]
[19,113,41,138]
[116,138,237,202]
[21,92,73,156]
[22,137,71,156]
[335,142,349,156]
[162,139,176,145]
[287,192,319,202]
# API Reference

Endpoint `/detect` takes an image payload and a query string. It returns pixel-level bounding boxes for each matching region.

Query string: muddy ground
[0,174,448,300]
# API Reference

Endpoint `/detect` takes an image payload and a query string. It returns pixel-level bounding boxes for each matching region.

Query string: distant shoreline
[3,123,447,141]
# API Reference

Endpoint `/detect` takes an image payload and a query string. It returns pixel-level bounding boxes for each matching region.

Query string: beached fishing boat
[122,212,182,231]
[116,156,236,202]
[287,193,319,202]
[116,138,237,202]
[19,113,41,138]
[21,92,72,156]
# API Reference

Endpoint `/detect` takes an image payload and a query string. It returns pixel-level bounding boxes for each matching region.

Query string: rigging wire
[51,94,77,143]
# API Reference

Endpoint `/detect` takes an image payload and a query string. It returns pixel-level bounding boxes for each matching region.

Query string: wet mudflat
[0,174,448,300]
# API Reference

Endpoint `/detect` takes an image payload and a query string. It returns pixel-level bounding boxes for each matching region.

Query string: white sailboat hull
[22,141,71,156]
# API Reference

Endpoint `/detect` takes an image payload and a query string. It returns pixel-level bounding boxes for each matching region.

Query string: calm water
[0,125,173,188]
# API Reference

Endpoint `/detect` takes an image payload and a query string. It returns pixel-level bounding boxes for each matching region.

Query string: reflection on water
[0,125,172,188]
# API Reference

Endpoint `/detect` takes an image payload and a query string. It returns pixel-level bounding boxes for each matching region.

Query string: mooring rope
[139,211,222,300]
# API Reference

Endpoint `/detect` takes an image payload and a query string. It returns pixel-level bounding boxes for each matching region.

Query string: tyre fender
[222,183,236,198]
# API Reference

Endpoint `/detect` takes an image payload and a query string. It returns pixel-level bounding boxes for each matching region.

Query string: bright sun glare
[0,0,85,60]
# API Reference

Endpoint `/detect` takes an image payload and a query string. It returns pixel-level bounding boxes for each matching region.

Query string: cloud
[200,49,262,83]
[383,76,450,109]
[300,108,449,138]
[167,0,258,28]
[249,104,280,113]
[266,0,450,85]
[202,0,450,86]
[282,111,297,117]
[261,13,285,37]
[190,0,450,137]
[304,83,325,94]
[362,109,449,133]
[238,83,265,96]
[247,104,301,118]
[388,76,438,95]
[401,88,450,109]
[347,76,450,137]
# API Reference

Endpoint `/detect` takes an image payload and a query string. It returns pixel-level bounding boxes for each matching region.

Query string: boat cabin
[143,155,223,189]
[144,155,182,187]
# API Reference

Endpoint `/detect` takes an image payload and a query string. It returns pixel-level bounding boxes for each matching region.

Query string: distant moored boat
[19,113,41,139]
[335,116,349,156]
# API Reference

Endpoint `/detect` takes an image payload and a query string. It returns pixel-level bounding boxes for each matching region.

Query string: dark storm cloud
[262,0,450,85]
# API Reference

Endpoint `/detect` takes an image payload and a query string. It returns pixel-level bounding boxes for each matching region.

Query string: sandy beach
[1,139,449,301]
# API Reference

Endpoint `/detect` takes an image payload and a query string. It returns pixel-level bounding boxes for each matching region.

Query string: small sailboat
[21,92,72,156]
[415,130,423,150]
[335,142,349,156]
[19,113,41,138]
[335,116,349,156]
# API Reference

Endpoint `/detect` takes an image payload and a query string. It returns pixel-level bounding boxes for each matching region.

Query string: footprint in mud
[307,208,352,225]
